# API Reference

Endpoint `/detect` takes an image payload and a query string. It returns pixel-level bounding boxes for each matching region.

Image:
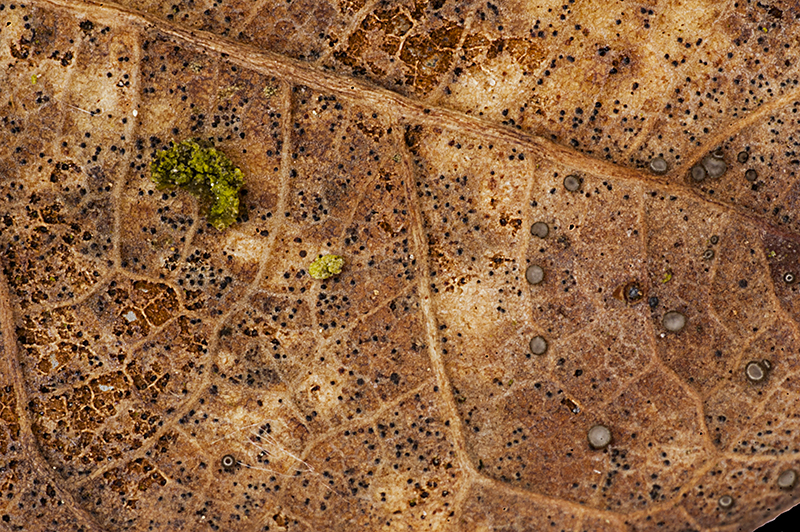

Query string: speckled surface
[2,1,800,530]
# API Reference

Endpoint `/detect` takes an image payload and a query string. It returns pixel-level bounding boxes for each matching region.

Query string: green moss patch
[150,138,244,230]
[309,255,345,280]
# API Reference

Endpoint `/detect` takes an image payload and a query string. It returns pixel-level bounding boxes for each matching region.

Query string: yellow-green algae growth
[309,255,345,280]
[150,138,244,230]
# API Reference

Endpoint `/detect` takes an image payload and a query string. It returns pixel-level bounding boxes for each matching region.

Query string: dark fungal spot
[710,235,719,245]
[784,272,795,284]
[525,265,544,285]
[737,151,749,164]
[703,249,715,260]
[530,221,549,238]
[777,469,797,490]
[649,157,668,175]
[623,281,643,303]
[648,296,659,308]
[529,336,547,355]
[587,424,612,449]
[745,361,768,383]
[738,279,748,289]
[663,310,686,332]
[718,495,734,509]
[745,169,758,182]
[221,454,236,469]
[701,155,727,178]
[690,165,706,182]
[563,175,581,192]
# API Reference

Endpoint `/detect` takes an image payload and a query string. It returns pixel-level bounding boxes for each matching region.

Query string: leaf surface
[1,1,800,531]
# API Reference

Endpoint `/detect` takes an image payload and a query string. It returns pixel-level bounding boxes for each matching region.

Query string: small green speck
[661,271,673,283]
[392,154,401,163]
[309,254,345,280]
[767,250,777,258]
[218,84,242,100]
[150,138,244,230]
[31,74,38,84]
[262,85,278,98]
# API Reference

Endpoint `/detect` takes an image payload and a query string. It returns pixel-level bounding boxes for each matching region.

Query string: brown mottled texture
[1,0,800,531]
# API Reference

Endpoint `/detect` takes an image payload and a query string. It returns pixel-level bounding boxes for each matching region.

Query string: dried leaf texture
[1,1,800,531]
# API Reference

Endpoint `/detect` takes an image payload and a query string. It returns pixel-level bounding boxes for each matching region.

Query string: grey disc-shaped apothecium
[526,265,545,285]
[530,221,549,238]
[587,424,612,449]
[718,495,734,509]
[745,361,767,382]
[563,174,581,191]
[777,469,798,490]
[663,310,686,332]
[785,272,796,284]
[649,157,668,175]
[529,336,548,355]
[701,155,727,178]
[221,454,236,468]
[691,165,707,182]
[737,150,749,164]
[745,168,758,182]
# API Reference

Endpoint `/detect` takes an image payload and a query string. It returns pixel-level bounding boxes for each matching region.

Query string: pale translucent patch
[447,55,531,122]
[49,353,60,371]
[123,310,138,322]
[98,384,114,392]
[296,368,342,419]
[217,349,235,369]
[225,233,263,262]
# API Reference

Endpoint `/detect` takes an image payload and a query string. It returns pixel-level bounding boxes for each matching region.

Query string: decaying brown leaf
[2,0,800,530]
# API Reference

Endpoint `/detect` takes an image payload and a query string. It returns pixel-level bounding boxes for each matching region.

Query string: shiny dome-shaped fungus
[718,495,734,509]
[701,155,727,178]
[662,311,686,332]
[690,165,707,182]
[777,469,798,490]
[745,168,758,182]
[529,336,548,355]
[649,157,668,175]
[587,424,612,449]
[737,150,750,164]
[525,265,545,285]
[563,174,581,191]
[623,281,643,303]
[530,221,549,238]
[745,361,768,383]
[221,454,237,469]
